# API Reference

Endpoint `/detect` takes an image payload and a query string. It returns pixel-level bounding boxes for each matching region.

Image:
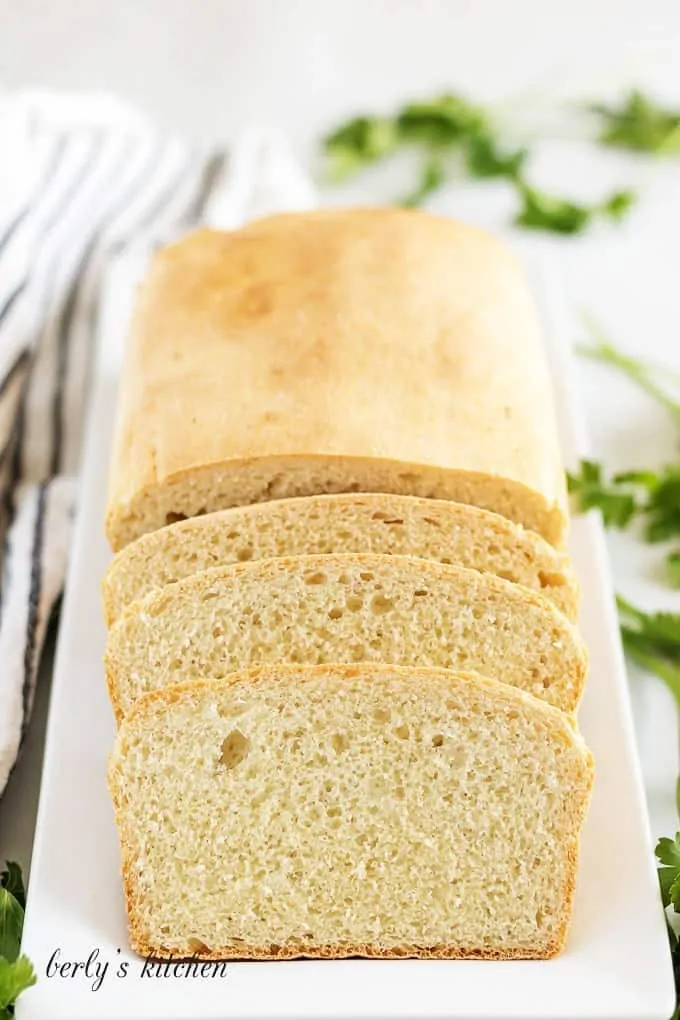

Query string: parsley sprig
[322,91,636,234]
[576,329,680,1008]
[618,597,680,704]
[569,320,680,584]
[591,90,680,155]
[0,862,35,1018]
[656,832,680,1020]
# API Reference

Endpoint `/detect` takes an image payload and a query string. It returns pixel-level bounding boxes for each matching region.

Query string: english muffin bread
[102,493,578,627]
[104,208,568,551]
[108,664,594,960]
[105,554,586,721]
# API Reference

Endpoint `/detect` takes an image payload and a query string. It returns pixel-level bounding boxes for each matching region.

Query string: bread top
[105,207,567,548]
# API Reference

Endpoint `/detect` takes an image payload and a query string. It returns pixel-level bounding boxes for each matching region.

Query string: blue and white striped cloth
[0,91,315,797]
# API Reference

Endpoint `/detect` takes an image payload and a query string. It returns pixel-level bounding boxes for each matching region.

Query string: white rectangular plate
[17,250,675,1020]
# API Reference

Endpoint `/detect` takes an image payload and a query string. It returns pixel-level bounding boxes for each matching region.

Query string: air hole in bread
[432,734,444,747]
[371,594,394,615]
[440,557,452,564]
[497,570,517,583]
[187,938,211,954]
[219,730,250,769]
[487,544,501,556]
[305,571,327,585]
[166,512,187,525]
[374,707,391,723]
[346,595,363,612]
[359,572,374,582]
[328,607,343,620]
[395,724,410,740]
[472,606,485,620]
[414,589,429,597]
[423,517,441,528]
[350,643,366,661]
[539,571,566,588]
[237,547,254,562]
[217,702,248,718]
[146,596,171,617]
[331,734,348,754]
[338,574,350,585]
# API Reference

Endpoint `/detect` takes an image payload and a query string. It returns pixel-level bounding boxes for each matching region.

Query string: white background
[1,0,679,871]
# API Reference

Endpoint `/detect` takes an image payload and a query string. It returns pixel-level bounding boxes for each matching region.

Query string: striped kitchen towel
[0,91,316,798]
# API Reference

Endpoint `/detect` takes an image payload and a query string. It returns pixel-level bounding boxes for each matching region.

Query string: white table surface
[1,0,680,877]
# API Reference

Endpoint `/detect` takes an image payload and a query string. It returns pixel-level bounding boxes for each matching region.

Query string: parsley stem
[579,313,680,424]
[621,640,680,705]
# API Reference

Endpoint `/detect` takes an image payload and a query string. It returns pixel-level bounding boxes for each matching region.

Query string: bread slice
[101,493,578,627]
[105,554,586,721]
[105,208,568,551]
[108,663,594,960]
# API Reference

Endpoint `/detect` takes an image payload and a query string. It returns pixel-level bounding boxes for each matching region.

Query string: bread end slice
[109,664,593,961]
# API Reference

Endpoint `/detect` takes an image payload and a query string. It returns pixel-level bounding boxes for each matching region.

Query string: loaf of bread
[108,663,594,960]
[105,554,586,721]
[104,208,568,551]
[102,493,578,626]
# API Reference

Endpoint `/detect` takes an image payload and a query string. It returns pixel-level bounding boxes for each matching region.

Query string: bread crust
[102,492,578,627]
[108,665,594,963]
[105,209,568,550]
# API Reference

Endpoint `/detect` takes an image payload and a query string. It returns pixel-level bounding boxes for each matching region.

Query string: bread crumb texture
[102,494,578,626]
[108,665,593,959]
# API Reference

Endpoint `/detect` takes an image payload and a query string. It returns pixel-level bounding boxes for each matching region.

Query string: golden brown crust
[108,665,593,963]
[105,209,568,550]
[101,492,578,627]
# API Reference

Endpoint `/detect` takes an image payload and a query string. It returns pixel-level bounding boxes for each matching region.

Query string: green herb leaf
[464,134,527,180]
[660,866,678,907]
[642,466,680,543]
[400,153,446,208]
[515,184,592,234]
[515,184,636,235]
[600,188,637,221]
[0,889,23,964]
[668,552,680,588]
[0,955,36,1012]
[657,834,680,870]
[567,460,639,527]
[323,116,399,182]
[618,596,680,704]
[591,90,680,154]
[396,92,487,146]
[0,864,25,911]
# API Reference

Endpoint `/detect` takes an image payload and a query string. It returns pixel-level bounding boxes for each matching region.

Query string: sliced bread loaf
[108,663,594,960]
[101,493,578,627]
[105,554,587,721]
[105,208,567,551]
